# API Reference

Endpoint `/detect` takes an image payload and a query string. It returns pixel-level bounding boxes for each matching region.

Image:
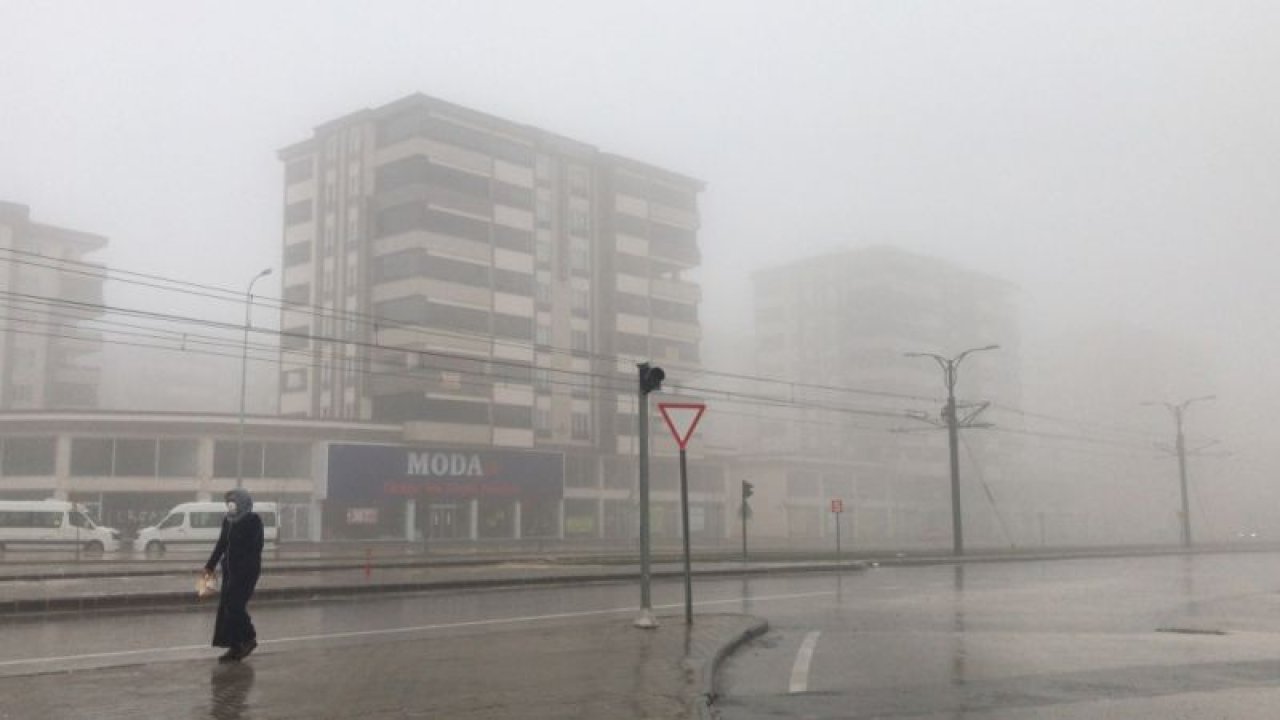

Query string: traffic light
[742,480,754,500]
[638,362,665,395]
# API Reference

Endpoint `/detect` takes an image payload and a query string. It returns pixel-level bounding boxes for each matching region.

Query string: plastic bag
[196,572,220,599]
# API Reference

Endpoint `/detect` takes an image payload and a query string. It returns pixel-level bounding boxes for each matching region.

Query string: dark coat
[205,513,264,648]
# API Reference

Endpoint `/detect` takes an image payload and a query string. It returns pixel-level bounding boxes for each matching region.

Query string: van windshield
[158,513,183,530]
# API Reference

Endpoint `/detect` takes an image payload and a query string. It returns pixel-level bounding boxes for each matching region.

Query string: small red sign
[657,402,707,450]
[830,499,844,514]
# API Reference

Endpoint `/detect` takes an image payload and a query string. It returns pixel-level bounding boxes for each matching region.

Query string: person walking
[202,488,264,663]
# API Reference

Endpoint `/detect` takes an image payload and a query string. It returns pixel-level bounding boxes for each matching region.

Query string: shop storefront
[324,443,565,541]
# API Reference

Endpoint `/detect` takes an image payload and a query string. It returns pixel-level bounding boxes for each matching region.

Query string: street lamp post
[1144,395,1214,548]
[905,344,999,556]
[236,268,273,489]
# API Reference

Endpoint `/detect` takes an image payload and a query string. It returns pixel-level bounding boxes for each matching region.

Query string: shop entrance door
[428,505,462,540]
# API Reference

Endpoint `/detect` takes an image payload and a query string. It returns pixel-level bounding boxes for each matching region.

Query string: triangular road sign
[657,402,706,450]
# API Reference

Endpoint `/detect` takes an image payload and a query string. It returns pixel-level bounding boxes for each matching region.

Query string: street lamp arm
[954,344,1000,366]
[1179,395,1215,411]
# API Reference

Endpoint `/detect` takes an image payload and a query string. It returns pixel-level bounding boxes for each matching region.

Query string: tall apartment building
[749,246,1022,548]
[0,202,106,410]
[277,95,710,538]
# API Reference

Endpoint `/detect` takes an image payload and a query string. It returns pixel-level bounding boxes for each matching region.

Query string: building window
[214,441,264,478]
[571,288,590,317]
[571,412,590,440]
[158,439,199,477]
[114,439,158,477]
[70,438,113,476]
[571,330,589,353]
[283,369,308,392]
[535,196,552,227]
[533,368,552,393]
[265,443,312,478]
[285,158,314,184]
[284,243,312,266]
[568,167,589,197]
[1,437,55,476]
[570,245,589,272]
[569,211,590,237]
[283,284,310,306]
[285,199,313,225]
[535,324,551,347]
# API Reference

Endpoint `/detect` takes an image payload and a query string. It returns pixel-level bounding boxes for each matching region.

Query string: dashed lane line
[789,630,821,693]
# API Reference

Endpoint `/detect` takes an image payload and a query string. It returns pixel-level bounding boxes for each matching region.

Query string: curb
[692,616,769,720]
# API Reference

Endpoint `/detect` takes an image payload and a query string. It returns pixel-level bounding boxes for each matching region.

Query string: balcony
[650,277,700,304]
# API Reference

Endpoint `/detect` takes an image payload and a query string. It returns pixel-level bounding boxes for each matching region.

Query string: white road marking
[0,590,835,669]
[789,631,821,693]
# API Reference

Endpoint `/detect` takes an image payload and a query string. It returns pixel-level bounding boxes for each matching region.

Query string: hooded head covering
[224,488,254,524]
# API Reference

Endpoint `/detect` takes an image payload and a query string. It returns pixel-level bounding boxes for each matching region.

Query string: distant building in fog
[0,202,106,410]
[273,93,722,541]
[747,246,1023,548]
[100,342,276,415]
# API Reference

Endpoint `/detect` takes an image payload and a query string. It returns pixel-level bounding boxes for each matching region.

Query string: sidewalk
[0,612,769,720]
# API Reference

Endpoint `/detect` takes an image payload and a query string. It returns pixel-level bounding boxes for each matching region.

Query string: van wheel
[84,541,104,555]
[145,541,165,557]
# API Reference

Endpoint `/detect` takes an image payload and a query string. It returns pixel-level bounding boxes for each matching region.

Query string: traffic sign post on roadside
[831,498,844,554]
[658,402,706,626]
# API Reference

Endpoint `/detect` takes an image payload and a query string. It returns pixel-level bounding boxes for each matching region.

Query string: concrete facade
[0,202,107,411]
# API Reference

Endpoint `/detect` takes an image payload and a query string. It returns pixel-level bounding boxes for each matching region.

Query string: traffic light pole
[634,362,664,629]
[636,382,655,628]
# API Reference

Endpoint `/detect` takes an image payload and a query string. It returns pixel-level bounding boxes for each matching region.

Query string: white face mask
[226,501,238,515]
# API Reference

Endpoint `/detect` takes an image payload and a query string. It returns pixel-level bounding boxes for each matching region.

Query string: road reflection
[210,662,255,719]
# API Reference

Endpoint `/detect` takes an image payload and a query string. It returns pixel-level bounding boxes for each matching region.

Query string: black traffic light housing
[638,362,665,395]
[742,480,754,499]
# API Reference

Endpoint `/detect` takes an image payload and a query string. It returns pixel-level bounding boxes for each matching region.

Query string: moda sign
[327,444,565,502]
[407,452,485,478]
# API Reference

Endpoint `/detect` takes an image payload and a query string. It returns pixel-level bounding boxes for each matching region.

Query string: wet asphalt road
[0,573,822,675]
[716,552,1280,719]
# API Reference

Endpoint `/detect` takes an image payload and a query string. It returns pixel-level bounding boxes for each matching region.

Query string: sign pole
[679,448,693,625]
[830,498,844,555]
[657,401,707,628]
[835,508,841,554]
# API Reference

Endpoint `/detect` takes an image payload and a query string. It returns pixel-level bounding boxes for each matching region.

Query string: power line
[0,248,945,405]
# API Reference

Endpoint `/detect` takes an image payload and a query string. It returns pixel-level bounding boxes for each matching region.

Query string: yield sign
[658,402,706,450]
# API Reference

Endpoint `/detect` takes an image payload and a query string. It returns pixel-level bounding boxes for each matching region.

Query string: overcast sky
[3,1,1278,442]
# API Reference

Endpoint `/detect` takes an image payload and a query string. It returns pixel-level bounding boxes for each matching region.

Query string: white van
[136,502,278,555]
[0,499,121,554]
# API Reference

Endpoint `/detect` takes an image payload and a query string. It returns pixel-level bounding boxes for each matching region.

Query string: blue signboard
[327,444,565,502]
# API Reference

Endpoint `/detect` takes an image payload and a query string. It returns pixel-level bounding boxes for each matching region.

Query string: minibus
[136,502,278,555]
[0,499,121,554]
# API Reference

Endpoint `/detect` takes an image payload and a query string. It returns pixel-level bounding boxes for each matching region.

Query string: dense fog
[1,0,1277,548]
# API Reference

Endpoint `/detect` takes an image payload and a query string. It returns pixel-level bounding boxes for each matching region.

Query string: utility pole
[905,345,999,556]
[740,480,753,562]
[1144,395,1214,548]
